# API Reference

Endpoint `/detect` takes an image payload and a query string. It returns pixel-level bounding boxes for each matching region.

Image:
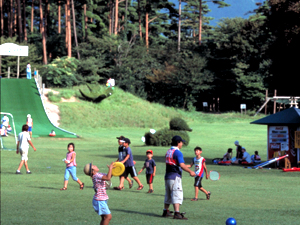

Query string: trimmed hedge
[169,117,192,131]
[144,128,190,146]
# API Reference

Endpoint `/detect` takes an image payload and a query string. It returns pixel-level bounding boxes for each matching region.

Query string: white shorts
[20,148,29,161]
[164,176,183,205]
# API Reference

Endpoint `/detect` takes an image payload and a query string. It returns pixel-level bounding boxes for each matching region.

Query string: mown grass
[2,86,299,225]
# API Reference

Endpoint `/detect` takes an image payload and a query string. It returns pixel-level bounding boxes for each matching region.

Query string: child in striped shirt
[84,162,114,225]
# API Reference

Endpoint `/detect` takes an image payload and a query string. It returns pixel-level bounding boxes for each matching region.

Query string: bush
[59,90,74,99]
[169,117,192,132]
[48,92,61,102]
[145,128,190,146]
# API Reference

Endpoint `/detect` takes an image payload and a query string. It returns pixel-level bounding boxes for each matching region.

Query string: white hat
[27,114,31,118]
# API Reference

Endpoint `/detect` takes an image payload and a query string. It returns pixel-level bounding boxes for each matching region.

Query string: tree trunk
[0,0,3,37]
[58,0,61,34]
[198,0,202,46]
[84,4,87,38]
[39,0,47,64]
[8,0,12,37]
[71,0,80,59]
[14,1,17,35]
[65,4,68,48]
[44,0,49,37]
[108,4,111,35]
[178,0,181,52]
[17,0,23,42]
[66,0,71,57]
[31,0,34,32]
[145,0,149,47]
[138,0,142,39]
[23,0,27,41]
[114,0,118,35]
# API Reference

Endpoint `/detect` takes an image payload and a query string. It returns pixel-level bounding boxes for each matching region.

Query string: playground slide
[0,79,76,138]
[244,155,289,169]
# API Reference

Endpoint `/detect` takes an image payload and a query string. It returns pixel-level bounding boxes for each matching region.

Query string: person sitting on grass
[233,147,252,164]
[138,149,156,193]
[187,146,210,201]
[84,162,114,225]
[251,151,261,163]
[223,148,233,161]
[0,124,8,137]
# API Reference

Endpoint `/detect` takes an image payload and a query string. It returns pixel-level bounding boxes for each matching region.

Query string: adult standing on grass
[114,136,134,190]
[162,135,196,220]
[60,143,84,190]
[16,124,36,174]
[116,138,144,190]
[26,63,31,79]
[26,114,33,138]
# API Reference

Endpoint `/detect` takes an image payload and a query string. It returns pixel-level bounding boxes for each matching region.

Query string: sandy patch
[43,88,77,127]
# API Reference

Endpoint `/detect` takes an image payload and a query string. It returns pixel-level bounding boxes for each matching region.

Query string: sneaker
[162,209,173,217]
[173,212,188,220]
[16,171,21,174]
[26,171,32,174]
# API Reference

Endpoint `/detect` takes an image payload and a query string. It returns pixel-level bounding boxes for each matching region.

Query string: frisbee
[209,170,220,181]
[112,162,125,176]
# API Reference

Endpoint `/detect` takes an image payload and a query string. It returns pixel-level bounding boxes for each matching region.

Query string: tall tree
[17,0,23,42]
[39,0,47,64]
[71,0,80,59]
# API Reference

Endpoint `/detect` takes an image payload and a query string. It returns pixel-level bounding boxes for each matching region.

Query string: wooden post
[17,56,20,78]
[273,89,277,114]
[8,67,10,78]
[265,89,268,115]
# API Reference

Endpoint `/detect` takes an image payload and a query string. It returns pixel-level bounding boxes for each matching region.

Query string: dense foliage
[1,0,299,111]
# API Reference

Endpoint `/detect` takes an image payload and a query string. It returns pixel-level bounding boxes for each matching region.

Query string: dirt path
[43,89,77,127]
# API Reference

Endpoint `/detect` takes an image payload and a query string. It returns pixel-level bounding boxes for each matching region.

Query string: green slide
[0,79,76,138]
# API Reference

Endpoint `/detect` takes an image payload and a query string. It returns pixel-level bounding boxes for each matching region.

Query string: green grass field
[1,86,300,225]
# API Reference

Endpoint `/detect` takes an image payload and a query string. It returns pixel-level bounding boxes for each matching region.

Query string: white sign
[240,104,246,109]
[0,43,28,56]
[203,102,208,107]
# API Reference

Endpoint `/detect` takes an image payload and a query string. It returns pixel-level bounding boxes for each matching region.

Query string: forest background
[0,0,299,112]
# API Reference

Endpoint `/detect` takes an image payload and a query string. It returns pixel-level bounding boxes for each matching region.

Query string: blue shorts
[64,166,78,181]
[93,199,111,215]
[28,126,32,132]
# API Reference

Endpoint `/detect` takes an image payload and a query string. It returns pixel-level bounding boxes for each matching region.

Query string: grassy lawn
[1,117,300,225]
[1,87,299,224]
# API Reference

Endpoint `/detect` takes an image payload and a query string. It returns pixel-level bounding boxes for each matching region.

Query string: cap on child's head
[27,114,31,118]
[123,138,131,144]
[146,149,153,155]
[234,140,239,145]
[83,162,93,176]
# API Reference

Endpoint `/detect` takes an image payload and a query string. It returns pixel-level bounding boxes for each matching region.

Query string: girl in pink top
[60,143,84,190]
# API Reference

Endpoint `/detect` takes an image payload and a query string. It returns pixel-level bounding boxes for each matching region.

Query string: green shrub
[145,128,190,146]
[47,92,61,102]
[59,90,74,99]
[169,117,192,132]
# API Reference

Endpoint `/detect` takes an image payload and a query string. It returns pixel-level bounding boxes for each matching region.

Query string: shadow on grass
[110,208,162,218]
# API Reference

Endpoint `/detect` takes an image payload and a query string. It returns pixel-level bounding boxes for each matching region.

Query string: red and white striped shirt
[92,173,109,201]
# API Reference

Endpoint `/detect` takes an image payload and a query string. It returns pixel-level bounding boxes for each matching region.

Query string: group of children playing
[56,135,211,225]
